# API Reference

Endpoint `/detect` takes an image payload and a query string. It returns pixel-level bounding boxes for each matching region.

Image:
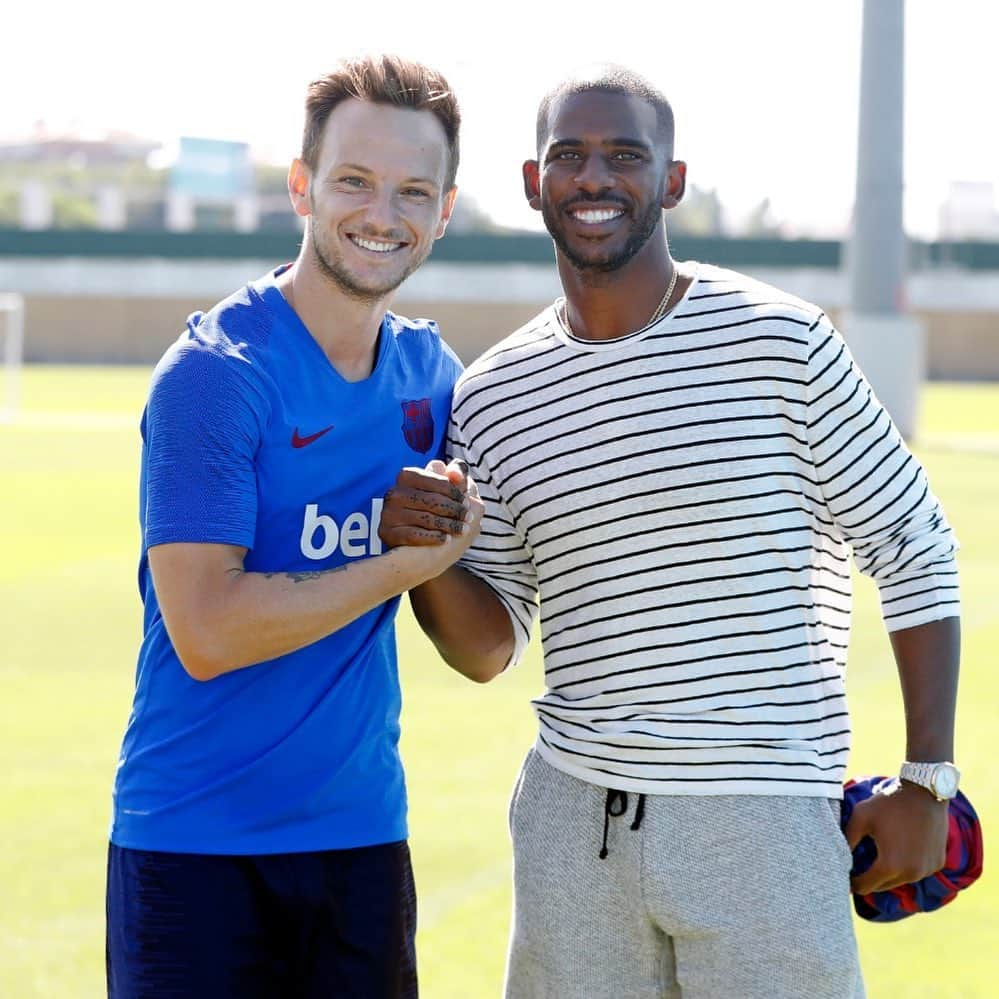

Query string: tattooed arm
[148,521,481,681]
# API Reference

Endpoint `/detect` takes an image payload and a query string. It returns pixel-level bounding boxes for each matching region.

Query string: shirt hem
[533,739,845,799]
[109,822,409,856]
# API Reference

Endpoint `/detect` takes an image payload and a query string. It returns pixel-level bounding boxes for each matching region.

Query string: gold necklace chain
[648,265,679,324]
[561,266,679,336]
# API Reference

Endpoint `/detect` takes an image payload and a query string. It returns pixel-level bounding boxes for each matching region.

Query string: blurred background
[1,0,997,387]
[1,1,996,996]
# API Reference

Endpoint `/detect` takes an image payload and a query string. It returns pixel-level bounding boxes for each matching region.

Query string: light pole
[841,0,923,439]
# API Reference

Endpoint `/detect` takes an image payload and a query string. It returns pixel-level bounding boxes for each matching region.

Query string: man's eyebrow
[547,137,651,151]
[605,137,652,151]
[332,163,440,187]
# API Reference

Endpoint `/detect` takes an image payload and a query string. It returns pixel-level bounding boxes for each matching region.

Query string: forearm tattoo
[262,568,344,583]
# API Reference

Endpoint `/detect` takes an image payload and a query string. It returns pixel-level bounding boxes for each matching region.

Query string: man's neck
[556,241,681,342]
[276,255,391,382]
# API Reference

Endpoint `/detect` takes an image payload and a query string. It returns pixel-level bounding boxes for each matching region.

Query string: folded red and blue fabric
[842,776,984,922]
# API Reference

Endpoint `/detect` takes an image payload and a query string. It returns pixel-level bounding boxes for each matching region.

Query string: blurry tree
[670,184,725,236]
[446,192,504,233]
[0,159,166,229]
[0,160,163,198]
[254,164,289,196]
[254,164,299,232]
[0,188,17,225]
[51,191,99,228]
[739,197,783,237]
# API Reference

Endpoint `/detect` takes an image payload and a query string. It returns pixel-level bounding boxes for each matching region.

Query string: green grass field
[1,366,996,998]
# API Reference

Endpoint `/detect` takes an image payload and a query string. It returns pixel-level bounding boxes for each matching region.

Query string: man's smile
[348,235,406,253]
[568,206,626,225]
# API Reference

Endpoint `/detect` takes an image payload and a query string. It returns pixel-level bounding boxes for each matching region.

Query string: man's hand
[844,780,950,895]
[382,459,513,682]
[380,458,482,549]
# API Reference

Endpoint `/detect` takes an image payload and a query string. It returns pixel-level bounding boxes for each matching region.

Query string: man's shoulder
[149,280,276,403]
[453,305,557,402]
[384,310,464,380]
[384,310,440,341]
[384,310,452,353]
[162,279,272,360]
[194,279,278,348]
[690,262,825,328]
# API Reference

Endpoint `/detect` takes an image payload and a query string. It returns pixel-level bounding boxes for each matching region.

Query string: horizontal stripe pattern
[449,263,960,796]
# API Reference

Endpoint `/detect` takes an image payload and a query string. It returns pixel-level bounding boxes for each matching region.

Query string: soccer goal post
[0,292,24,423]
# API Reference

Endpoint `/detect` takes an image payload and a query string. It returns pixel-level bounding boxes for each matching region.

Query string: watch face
[932,765,960,799]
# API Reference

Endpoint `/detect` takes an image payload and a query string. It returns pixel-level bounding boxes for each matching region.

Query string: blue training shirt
[110,266,463,855]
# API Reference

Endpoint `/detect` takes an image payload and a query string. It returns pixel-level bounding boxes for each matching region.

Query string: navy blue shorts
[106,840,417,998]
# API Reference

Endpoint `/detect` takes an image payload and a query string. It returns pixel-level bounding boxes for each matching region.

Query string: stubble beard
[543,195,664,275]
[308,215,425,303]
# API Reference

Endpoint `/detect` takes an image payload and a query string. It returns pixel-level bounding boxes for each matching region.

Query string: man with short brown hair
[106,54,479,998]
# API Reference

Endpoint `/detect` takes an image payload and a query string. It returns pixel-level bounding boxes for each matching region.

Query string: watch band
[899,760,960,801]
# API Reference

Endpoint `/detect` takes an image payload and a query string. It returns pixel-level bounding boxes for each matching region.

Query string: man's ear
[522,160,542,211]
[288,159,312,218]
[662,160,687,210]
[435,187,458,240]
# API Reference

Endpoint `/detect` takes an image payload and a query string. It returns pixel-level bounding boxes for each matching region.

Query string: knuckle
[420,490,443,510]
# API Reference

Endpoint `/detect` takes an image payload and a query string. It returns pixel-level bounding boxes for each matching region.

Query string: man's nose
[363,188,401,232]
[574,155,614,195]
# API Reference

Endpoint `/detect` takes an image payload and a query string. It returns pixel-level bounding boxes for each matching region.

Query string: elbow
[176,645,225,683]
[169,624,232,682]
[459,629,517,684]
[441,643,512,684]
[180,658,222,683]
[461,658,508,684]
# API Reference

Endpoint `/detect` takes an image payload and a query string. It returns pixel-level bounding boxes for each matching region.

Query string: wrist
[899,760,961,802]
[386,538,462,588]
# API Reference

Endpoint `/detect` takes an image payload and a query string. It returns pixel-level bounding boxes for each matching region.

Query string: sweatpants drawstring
[598,790,647,859]
[599,790,628,859]
[630,793,647,831]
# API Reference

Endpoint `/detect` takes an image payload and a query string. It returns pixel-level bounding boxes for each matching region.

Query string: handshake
[378,458,485,557]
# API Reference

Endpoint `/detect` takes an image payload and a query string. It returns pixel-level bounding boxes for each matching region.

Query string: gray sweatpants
[505,749,864,999]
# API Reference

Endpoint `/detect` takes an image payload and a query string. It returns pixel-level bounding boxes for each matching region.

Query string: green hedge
[1,227,996,269]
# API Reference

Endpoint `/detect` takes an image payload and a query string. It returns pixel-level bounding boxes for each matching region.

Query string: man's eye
[613,152,640,161]
[402,188,430,198]
[341,176,366,187]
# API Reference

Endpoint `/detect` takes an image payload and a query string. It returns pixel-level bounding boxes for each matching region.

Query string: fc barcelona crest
[401,398,435,454]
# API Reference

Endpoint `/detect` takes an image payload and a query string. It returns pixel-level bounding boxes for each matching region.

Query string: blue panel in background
[170,137,253,199]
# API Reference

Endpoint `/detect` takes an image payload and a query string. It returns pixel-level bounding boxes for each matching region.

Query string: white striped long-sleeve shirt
[448,263,960,798]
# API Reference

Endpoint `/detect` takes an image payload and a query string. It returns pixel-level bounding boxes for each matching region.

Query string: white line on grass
[5,411,138,430]
[418,858,511,931]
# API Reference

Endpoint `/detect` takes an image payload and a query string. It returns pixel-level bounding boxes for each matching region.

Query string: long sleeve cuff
[876,559,961,632]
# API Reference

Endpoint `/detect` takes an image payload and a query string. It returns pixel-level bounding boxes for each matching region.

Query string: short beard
[543,196,664,274]
[308,215,422,303]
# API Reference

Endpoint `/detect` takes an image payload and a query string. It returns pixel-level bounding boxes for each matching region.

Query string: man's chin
[317,259,414,303]
[559,244,634,274]
[338,276,407,302]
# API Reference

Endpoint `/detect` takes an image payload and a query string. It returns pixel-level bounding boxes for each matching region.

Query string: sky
[4,0,997,238]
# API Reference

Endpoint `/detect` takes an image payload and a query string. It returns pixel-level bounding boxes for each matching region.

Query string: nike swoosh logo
[291,425,334,448]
